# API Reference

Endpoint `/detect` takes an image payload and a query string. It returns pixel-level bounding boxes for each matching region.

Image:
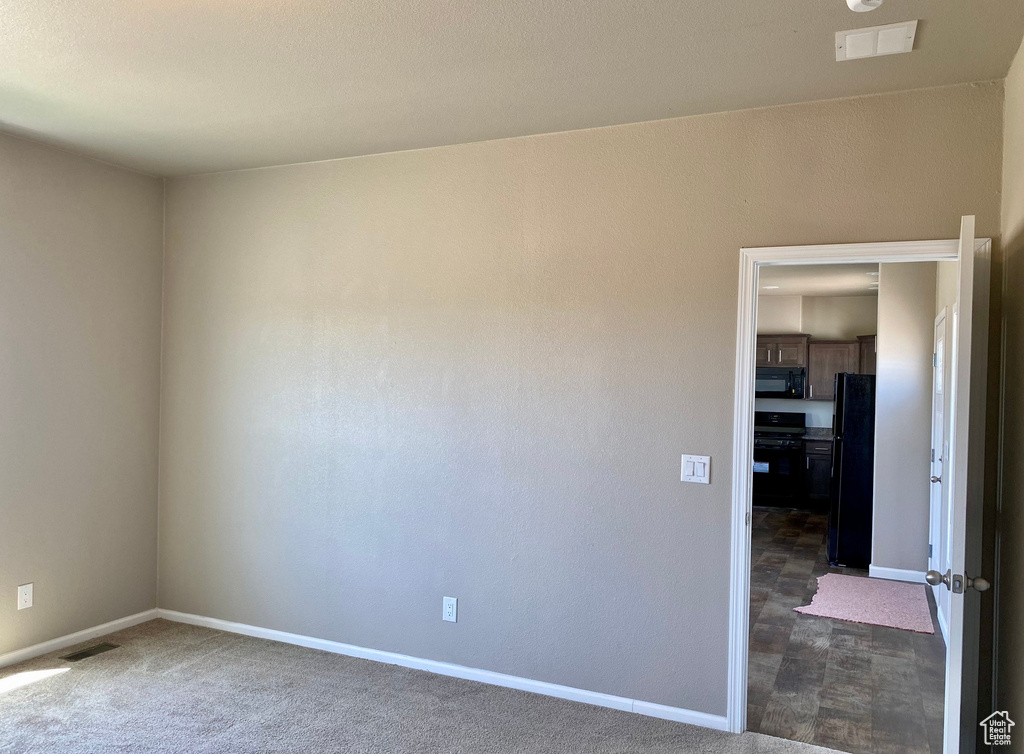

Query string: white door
[935,215,991,754]
[929,310,950,642]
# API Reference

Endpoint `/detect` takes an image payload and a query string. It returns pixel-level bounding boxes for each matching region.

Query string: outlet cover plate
[442,596,457,623]
[17,583,33,610]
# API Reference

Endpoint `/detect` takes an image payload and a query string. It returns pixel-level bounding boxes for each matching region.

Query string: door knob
[930,475,942,483]
[927,569,990,593]
[926,569,951,589]
[968,575,991,592]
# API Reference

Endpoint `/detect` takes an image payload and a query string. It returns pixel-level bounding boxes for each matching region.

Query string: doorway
[747,259,947,753]
[726,223,992,754]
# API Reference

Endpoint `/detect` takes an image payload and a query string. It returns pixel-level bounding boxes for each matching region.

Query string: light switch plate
[681,455,711,484]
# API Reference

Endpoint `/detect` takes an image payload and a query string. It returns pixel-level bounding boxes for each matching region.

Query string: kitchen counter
[802,428,834,441]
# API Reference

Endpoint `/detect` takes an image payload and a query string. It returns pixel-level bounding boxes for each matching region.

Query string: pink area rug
[794,573,935,633]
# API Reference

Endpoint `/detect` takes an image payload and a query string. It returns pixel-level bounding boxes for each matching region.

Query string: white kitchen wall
[756,295,802,333]
[801,295,877,340]
[754,398,834,428]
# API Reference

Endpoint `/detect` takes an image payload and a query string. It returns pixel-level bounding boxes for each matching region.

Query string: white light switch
[681,455,711,484]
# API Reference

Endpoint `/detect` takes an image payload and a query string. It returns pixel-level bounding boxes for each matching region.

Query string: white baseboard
[0,609,159,670]
[868,565,927,584]
[157,608,729,732]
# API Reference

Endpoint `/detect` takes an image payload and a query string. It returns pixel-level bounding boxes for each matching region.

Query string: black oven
[755,367,806,399]
[753,411,807,508]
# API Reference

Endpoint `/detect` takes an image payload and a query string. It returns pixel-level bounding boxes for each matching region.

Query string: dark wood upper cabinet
[776,338,807,367]
[858,334,877,375]
[755,334,808,368]
[806,341,859,401]
[757,334,875,400]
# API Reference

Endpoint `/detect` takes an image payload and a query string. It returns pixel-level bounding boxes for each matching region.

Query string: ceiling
[760,264,880,297]
[3,1,1023,176]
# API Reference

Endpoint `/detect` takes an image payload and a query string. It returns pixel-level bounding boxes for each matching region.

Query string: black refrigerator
[827,373,876,569]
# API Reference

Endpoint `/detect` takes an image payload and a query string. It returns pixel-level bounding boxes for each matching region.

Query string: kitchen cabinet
[804,440,833,508]
[755,334,808,368]
[807,341,859,401]
[858,335,876,375]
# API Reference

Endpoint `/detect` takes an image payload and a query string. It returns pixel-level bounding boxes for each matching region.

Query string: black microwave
[755,367,806,399]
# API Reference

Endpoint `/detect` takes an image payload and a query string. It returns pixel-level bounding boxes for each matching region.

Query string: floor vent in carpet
[60,642,120,662]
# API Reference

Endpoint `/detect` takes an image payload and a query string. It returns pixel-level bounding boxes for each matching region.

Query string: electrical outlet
[442,596,457,623]
[17,583,33,610]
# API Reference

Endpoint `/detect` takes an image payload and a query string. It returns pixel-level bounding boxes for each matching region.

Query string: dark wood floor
[747,507,946,754]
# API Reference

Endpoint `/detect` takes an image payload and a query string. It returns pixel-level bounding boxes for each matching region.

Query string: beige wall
[756,295,801,333]
[756,294,878,339]
[801,295,877,340]
[936,260,958,320]
[0,134,164,656]
[159,82,1002,715]
[999,36,1024,726]
[872,263,937,573]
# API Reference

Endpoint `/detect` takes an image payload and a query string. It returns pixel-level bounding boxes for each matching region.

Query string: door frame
[930,307,951,643]
[726,236,991,738]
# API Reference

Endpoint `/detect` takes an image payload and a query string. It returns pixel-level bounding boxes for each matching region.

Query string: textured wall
[756,296,802,333]
[159,82,1002,715]
[756,294,877,340]
[872,263,937,573]
[0,134,164,655]
[999,37,1024,726]
[801,295,877,340]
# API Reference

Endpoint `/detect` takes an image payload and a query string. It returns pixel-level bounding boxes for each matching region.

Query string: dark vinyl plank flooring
[747,507,946,754]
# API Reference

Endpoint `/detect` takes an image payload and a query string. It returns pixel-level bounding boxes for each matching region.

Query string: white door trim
[930,307,949,576]
[727,237,983,735]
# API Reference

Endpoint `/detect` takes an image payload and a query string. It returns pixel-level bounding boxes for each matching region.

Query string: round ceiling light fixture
[847,0,883,11]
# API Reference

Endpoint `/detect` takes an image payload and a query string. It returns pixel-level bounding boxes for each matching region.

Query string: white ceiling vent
[836,20,918,61]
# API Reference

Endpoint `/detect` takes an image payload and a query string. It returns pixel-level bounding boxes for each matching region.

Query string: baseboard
[868,565,927,584]
[157,609,729,732]
[0,609,159,669]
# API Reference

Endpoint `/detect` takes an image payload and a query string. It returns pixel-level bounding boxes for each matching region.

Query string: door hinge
[745,511,751,526]
[931,448,935,463]
[932,352,938,368]
[929,544,933,557]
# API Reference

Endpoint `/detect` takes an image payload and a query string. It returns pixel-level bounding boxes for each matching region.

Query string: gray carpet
[0,619,841,753]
